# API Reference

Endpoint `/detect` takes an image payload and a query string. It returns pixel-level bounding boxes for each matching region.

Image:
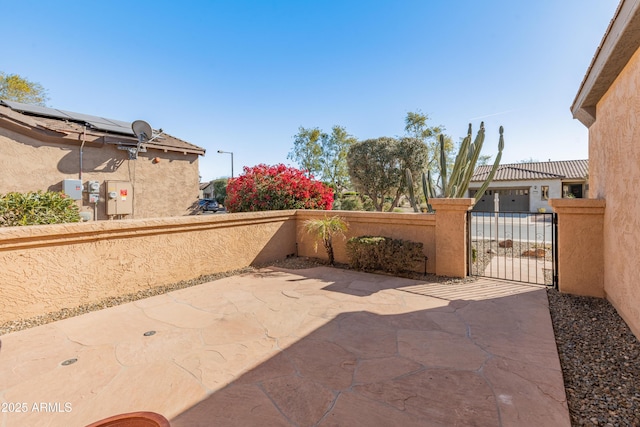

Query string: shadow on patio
[0,267,569,427]
[170,268,568,426]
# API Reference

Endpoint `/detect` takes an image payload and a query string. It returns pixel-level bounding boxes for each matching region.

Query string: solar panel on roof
[58,110,134,135]
[1,100,135,136]
[0,100,74,120]
[86,121,134,135]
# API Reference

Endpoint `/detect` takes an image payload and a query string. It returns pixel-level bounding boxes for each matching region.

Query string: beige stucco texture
[588,46,640,337]
[0,127,200,219]
[549,199,605,298]
[430,198,474,277]
[296,210,436,274]
[0,211,297,324]
[1,207,475,325]
[297,201,473,278]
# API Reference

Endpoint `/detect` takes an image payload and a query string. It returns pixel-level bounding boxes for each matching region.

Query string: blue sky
[3,0,619,181]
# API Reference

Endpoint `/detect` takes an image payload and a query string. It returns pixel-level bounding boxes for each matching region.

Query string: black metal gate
[467,211,558,287]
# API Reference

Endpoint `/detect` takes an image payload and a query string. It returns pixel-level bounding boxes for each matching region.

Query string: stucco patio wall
[296,199,473,277]
[0,211,297,324]
[0,203,474,325]
[549,199,606,298]
[296,210,437,274]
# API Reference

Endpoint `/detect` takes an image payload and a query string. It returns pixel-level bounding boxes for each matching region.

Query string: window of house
[541,186,549,200]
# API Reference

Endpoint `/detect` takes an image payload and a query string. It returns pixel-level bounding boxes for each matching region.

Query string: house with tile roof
[0,100,206,219]
[468,159,588,212]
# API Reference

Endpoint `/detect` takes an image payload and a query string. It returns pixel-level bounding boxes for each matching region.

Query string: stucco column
[549,198,605,297]
[430,198,474,277]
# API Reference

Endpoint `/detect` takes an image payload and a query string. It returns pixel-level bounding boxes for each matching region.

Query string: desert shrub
[336,195,363,211]
[346,235,425,274]
[225,164,334,213]
[0,191,81,227]
[333,194,376,211]
[362,195,375,211]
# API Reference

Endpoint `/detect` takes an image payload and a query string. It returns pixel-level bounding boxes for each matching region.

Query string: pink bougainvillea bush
[225,164,334,212]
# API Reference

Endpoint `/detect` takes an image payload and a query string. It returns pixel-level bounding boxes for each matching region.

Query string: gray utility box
[62,179,83,200]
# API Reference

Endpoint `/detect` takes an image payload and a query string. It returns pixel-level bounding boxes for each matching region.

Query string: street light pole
[217,150,234,178]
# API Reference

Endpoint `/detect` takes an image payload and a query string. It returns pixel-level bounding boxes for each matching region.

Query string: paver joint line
[0,267,569,427]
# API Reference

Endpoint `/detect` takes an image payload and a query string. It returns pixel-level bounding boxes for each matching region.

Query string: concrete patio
[0,266,570,426]
[484,256,552,285]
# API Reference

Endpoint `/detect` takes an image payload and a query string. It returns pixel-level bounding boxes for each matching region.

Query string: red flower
[226,163,333,213]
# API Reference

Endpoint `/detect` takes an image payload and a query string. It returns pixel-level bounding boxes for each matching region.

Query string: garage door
[471,189,530,212]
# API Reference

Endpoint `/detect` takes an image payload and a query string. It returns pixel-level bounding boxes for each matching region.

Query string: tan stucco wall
[296,210,436,273]
[0,127,200,219]
[430,198,474,277]
[549,199,605,298]
[588,46,640,338]
[0,211,297,324]
[0,207,475,325]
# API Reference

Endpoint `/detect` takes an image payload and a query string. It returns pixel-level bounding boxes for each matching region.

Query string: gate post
[431,198,474,277]
[549,199,605,297]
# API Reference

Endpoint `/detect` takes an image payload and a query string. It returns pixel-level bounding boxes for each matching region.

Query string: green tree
[288,125,355,192]
[478,154,493,166]
[519,157,540,163]
[394,137,430,208]
[212,178,228,204]
[404,111,453,193]
[0,72,49,106]
[347,137,428,212]
[287,127,324,178]
[347,138,398,212]
[320,125,356,192]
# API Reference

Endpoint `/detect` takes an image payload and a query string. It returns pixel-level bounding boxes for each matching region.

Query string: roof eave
[571,0,640,128]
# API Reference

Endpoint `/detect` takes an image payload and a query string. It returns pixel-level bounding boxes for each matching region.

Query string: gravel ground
[547,289,640,426]
[2,257,639,425]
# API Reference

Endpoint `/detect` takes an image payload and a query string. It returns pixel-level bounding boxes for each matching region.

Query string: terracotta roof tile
[471,160,588,181]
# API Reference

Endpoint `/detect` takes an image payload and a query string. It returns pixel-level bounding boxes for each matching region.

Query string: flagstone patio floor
[0,266,570,426]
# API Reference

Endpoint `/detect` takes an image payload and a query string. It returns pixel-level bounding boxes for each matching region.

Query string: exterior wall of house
[0,127,201,219]
[469,179,562,212]
[588,46,640,337]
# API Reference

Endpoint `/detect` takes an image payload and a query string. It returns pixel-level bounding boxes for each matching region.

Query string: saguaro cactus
[406,122,504,212]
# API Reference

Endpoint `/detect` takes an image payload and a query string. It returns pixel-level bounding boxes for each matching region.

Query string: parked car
[199,199,220,212]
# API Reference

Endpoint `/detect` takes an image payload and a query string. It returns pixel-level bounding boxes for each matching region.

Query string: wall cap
[429,198,474,211]
[549,198,606,214]
[0,210,297,251]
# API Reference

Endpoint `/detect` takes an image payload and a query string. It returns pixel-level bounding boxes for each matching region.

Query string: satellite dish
[130,120,153,160]
[132,120,153,142]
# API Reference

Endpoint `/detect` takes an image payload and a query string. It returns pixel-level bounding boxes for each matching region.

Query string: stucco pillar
[549,198,605,297]
[430,198,474,277]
